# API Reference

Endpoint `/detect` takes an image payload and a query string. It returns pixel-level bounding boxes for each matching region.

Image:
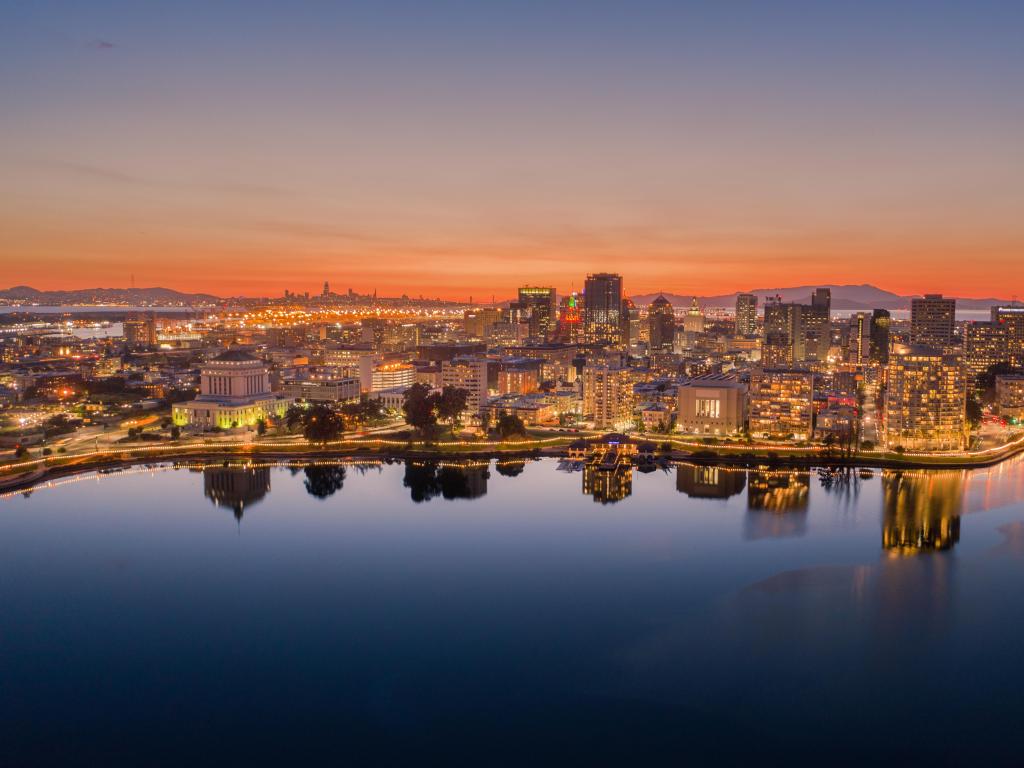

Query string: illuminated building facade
[647,295,675,353]
[996,375,1024,421]
[497,358,542,395]
[582,356,633,429]
[882,470,963,553]
[517,286,557,340]
[677,374,747,435]
[360,358,417,393]
[883,346,967,451]
[963,321,1009,380]
[735,293,757,336]
[991,305,1024,365]
[583,273,623,346]
[870,308,891,365]
[123,313,157,349]
[762,298,800,367]
[441,356,491,414]
[173,349,291,429]
[582,463,633,504]
[910,294,955,349]
[748,368,815,440]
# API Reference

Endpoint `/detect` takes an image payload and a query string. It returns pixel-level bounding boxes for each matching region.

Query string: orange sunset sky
[2,2,1022,300]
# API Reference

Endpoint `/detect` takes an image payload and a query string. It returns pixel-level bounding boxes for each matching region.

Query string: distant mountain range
[632,284,1014,311]
[0,286,221,304]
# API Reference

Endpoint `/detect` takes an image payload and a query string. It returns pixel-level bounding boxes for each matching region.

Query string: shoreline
[3,436,1023,493]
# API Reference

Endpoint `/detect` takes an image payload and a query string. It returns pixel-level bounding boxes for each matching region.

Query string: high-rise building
[883,346,966,451]
[911,294,956,349]
[683,296,704,335]
[762,298,801,367]
[870,309,891,365]
[621,298,642,351]
[735,293,757,336]
[582,355,633,429]
[583,273,623,346]
[462,308,502,340]
[123,312,157,349]
[517,286,557,340]
[441,357,490,416]
[747,368,815,440]
[801,289,831,363]
[847,312,871,364]
[647,295,675,352]
[991,305,1024,366]
[963,321,1010,380]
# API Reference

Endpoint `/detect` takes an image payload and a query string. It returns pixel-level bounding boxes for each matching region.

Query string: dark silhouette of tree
[284,404,307,433]
[303,465,347,499]
[966,393,983,430]
[496,460,526,477]
[496,413,527,439]
[403,461,442,502]
[403,383,438,438]
[341,395,385,425]
[436,386,469,431]
[256,418,267,436]
[302,404,346,443]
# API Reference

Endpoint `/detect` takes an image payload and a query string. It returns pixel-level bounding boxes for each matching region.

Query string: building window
[696,398,720,418]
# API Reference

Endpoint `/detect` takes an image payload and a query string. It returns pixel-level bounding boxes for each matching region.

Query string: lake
[3,457,1024,765]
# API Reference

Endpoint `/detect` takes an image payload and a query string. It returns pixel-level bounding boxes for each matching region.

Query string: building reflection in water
[582,462,633,504]
[403,461,490,503]
[745,469,810,539]
[676,464,746,500]
[203,465,271,522]
[881,470,964,554]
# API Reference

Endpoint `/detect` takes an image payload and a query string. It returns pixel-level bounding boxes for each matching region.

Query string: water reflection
[303,464,346,499]
[495,459,527,478]
[675,465,746,499]
[745,469,810,539]
[202,465,271,521]
[582,463,633,504]
[881,470,964,554]
[403,461,490,502]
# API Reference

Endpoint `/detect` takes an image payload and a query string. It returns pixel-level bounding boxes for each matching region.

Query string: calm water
[3,458,1024,766]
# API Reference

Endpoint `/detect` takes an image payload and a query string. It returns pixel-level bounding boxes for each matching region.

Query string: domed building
[173,348,291,430]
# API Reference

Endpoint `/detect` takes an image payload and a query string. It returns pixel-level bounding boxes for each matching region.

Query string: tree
[966,393,983,430]
[170,425,181,440]
[436,386,469,431]
[256,418,267,436]
[284,404,307,433]
[496,413,527,440]
[303,465,346,499]
[302,404,346,443]
[403,383,438,437]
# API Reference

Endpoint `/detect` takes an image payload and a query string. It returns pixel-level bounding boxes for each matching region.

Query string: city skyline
[4,1,1024,298]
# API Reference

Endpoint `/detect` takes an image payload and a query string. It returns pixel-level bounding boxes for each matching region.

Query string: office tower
[735,293,757,336]
[462,308,502,340]
[621,298,642,351]
[441,357,490,415]
[583,273,623,346]
[683,296,704,334]
[847,312,871,364]
[883,346,967,451]
[517,286,557,340]
[647,295,675,352]
[991,305,1024,366]
[582,356,633,429]
[123,312,157,349]
[870,309,891,365]
[911,294,956,349]
[801,288,831,363]
[747,368,815,440]
[322,280,330,298]
[996,375,1024,421]
[762,298,801,367]
[555,292,584,344]
[963,321,1010,380]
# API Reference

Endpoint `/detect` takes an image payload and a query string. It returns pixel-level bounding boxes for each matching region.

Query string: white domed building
[173,349,291,430]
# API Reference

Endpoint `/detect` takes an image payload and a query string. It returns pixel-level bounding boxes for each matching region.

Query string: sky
[1,0,1022,300]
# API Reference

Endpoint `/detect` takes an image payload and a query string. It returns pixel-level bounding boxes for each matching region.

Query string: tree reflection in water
[403,461,490,502]
[303,465,347,500]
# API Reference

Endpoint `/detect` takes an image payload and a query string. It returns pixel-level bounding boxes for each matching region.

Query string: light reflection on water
[3,456,1024,764]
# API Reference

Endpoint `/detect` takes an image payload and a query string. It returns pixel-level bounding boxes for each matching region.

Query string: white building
[173,349,291,430]
[441,357,490,415]
[677,374,747,436]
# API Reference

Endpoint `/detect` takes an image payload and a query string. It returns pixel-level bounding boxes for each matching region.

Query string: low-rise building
[677,374,747,436]
[173,349,291,430]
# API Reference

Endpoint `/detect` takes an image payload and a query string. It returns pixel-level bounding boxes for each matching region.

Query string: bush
[860,440,874,450]
[42,447,53,456]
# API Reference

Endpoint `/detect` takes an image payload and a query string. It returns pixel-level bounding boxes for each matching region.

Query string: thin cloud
[89,40,115,49]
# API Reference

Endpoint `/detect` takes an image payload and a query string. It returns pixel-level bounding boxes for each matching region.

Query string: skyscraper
[647,295,675,352]
[735,293,757,336]
[884,346,967,450]
[583,273,623,346]
[911,294,956,349]
[870,309,891,365]
[801,288,831,363]
[582,355,633,429]
[763,298,800,367]
[517,286,557,340]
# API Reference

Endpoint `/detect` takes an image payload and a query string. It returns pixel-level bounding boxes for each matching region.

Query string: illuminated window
[696,398,720,418]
